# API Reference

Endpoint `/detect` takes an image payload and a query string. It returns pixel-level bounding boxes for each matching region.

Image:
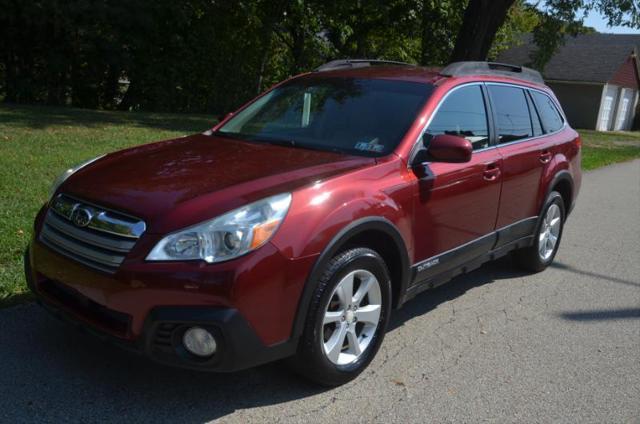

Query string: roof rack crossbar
[315,59,413,72]
[440,61,544,84]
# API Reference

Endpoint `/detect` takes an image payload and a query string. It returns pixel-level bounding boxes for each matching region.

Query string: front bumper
[25,234,312,371]
[29,279,296,372]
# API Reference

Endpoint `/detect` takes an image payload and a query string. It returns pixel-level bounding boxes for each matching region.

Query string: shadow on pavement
[559,308,640,321]
[550,261,640,288]
[389,256,528,331]
[0,292,34,309]
[0,256,527,422]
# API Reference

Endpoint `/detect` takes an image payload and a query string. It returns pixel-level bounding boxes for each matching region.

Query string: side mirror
[425,134,472,163]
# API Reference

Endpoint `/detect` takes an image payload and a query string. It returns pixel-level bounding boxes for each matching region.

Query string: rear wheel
[514,191,565,272]
[290,248,391,386]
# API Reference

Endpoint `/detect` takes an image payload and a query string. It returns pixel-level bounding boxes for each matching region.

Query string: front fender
[281,214,412,340]
[271,184,413,260]
[270,182,414,340]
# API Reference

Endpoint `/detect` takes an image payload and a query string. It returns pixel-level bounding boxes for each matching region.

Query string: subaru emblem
[71,207,93,228]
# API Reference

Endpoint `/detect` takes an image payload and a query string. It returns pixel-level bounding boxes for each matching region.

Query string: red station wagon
[25,60,581,386]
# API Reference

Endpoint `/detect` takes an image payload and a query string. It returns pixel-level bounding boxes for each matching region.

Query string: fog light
[182,327,217,357]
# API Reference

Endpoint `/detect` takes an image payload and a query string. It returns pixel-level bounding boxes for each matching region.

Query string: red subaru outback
[25,60,581,386]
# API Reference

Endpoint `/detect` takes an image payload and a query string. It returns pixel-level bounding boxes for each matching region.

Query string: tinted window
[488,85,532,143]
[526,92,543,137]
[531,91,564,133]
[426,85,489,150]
[218,78,432,157]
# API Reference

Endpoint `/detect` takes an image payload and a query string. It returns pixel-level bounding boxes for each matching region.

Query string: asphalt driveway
[1,160,638,423]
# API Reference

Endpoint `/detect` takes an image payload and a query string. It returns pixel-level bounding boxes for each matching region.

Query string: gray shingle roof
[497,33,640,83]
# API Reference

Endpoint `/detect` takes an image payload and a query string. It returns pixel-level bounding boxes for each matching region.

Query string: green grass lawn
[579,129,640,170]
[0,105,639,307]
[0,105,214,307]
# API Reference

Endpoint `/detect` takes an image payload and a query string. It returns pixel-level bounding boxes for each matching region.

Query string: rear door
[489,84,559,246]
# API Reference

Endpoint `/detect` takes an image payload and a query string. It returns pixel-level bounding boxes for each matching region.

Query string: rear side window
[526,92,543,137]
[531,91,564,133]
[426,85,489,150]
[488,85,532,144]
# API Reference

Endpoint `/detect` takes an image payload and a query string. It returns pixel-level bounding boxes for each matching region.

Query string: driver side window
[426,85,489,150]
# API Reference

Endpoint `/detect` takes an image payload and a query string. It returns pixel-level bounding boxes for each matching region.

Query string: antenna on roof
[440,61,544,84]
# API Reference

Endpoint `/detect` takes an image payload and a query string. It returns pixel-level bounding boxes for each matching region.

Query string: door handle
[539,150,552,164]
[483,164,501,181]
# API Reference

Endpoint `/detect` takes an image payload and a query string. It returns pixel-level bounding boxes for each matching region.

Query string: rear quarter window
[531,91,564,133]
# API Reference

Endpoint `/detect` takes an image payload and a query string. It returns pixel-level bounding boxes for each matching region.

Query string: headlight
[146,193,292,263]
[49,155,105,198]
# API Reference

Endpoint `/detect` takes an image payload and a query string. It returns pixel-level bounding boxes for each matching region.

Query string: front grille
[39,194,146,273]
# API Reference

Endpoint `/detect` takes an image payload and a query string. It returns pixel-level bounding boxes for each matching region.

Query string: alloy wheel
[539,203,561,261]
[322,269,382,366]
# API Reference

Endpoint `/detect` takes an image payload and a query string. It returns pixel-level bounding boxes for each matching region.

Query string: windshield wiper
[214,131,346,155]
[259,138,347,154]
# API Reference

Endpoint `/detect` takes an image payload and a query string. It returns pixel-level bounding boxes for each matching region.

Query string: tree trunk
[289,24,306,74]
[256,39,272,95]
[3,53,17,103]
[102,65,120,109]
[450,0,515,62]
[256,0,288,94]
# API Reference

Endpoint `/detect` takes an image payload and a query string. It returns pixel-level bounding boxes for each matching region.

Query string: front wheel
[290,248,391,386]
[514,191,565,272]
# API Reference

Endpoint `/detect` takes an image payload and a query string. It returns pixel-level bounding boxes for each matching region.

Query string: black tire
[514,191,565,272]
[289,248,392,386]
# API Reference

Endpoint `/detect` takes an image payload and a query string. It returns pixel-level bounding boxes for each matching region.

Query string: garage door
[598,85,618,131]
[614,88,635,131]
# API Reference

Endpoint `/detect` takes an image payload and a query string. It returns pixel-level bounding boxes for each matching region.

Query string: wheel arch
[546,170,574,218]
[290,217,411,340]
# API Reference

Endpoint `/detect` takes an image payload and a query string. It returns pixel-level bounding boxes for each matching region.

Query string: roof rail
[440,61,544,85]
[315,59,414,72]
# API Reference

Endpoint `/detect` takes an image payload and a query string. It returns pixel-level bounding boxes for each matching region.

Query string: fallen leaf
[392,379,405,387]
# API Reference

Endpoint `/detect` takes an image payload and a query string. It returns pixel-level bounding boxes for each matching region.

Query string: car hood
[61,133,373,233]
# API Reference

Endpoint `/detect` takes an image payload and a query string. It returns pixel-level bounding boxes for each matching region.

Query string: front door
[411,84,501,282]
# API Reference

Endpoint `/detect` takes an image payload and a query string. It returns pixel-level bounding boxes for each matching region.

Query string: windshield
[216,77,433,157]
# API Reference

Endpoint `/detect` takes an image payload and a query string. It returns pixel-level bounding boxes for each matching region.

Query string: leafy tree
[450,0,639,64]
[450,0,518,62]
[420,0,466,65]
[0,0,637,113]
[313,0,421,61]
[489,1,541,60]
